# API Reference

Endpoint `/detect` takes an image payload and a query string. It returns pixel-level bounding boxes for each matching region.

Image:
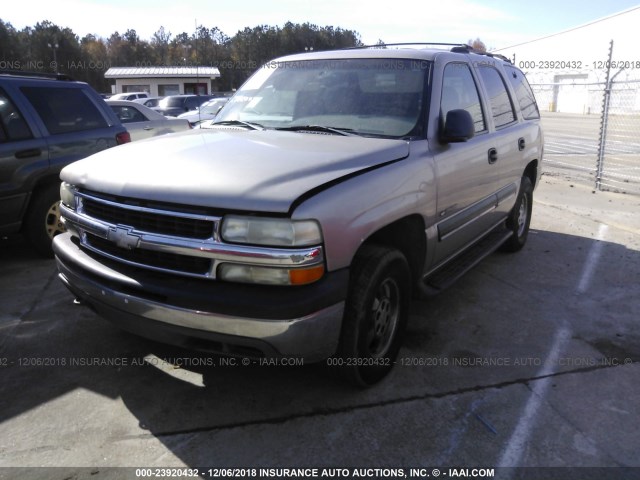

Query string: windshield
[216,58,430,138]
[201,99,228,114]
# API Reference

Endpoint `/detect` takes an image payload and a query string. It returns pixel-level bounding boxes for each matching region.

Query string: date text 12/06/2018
[518,60,640,70]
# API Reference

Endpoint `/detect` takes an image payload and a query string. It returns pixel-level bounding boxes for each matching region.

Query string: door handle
[488,148,498,164]
[15,148,42,159]
[518,137,525,151]
[143,126,154,131]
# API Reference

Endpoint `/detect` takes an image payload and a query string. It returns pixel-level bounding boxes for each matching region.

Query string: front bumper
[53,233,347,361]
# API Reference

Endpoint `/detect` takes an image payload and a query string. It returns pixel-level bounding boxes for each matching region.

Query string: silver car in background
[106,100,191,141]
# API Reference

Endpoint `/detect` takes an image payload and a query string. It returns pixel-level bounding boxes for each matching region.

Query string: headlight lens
[221,216,322,247]
[60,182,76,209]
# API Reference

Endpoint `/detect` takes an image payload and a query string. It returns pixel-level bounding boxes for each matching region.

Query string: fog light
[217,264,325,286]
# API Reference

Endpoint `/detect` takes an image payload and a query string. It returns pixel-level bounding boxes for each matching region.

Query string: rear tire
[501,176,533,253]
[24,183,65,257]
[335,245,411,387]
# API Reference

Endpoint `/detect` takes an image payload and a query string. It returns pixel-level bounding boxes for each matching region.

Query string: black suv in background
[0,71,130,255]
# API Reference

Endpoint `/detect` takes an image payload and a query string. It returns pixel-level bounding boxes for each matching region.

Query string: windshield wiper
[210,120,264,130]
[275,125,358,136]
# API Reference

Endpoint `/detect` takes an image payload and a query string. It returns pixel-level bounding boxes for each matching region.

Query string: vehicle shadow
[0,228,638,468]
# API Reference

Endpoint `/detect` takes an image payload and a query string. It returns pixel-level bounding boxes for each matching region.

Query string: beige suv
[53,44,543,385]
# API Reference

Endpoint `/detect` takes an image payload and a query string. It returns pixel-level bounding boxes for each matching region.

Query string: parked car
[53,44,543,385]
[107,100,191,141]
[133,96,163,108]
[153,94,214,117]
[0,71,130,255]
[177,98,229,126]
[109,92,149,101]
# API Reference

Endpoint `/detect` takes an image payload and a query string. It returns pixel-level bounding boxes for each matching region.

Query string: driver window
[441,63,486,133]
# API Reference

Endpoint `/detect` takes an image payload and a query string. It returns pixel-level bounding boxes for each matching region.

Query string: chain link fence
[530,78,640,195]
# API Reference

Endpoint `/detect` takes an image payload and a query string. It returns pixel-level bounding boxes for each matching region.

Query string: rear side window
[0,88,33,142]
[110,105,148,123]
[505,66,540,120]
[20,87,108,135]
[477,66,516,128]
[441,63,486,133]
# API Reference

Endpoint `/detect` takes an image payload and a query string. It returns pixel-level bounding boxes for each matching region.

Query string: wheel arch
[21,174,61,230]
[358,214,426,295]
[524,159,538,188]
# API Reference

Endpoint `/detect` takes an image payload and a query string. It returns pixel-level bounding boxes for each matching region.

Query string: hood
[61,129,410,213]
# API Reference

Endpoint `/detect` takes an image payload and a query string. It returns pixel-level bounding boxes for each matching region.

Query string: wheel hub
[368,279,400,357]
[45,201,65,239]
[517,195,528,237]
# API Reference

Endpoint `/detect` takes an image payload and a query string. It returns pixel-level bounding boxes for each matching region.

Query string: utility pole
[47,38,59,73]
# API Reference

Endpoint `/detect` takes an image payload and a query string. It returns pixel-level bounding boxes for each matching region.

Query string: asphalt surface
[1,175,639,479]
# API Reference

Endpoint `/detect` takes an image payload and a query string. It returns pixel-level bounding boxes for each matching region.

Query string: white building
[492,6,640,114]
[104,66,221,96]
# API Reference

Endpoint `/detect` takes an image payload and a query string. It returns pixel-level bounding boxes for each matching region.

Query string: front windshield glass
[201,99,228,115]
[216,58,430,138]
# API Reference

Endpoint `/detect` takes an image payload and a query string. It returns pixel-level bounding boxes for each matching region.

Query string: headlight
[60,182,77,209]
[221,216,322,247]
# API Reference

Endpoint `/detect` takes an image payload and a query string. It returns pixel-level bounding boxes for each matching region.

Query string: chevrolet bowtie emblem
[107,226,140,250]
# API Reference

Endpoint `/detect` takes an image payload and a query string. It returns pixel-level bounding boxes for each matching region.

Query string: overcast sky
[3,0,640,50]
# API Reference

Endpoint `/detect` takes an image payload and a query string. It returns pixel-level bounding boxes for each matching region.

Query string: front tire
[501,176,533,252]
[335,245,411,387]
[24,183,66,257]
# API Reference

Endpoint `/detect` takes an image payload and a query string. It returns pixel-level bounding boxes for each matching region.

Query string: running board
[419,228,513,296]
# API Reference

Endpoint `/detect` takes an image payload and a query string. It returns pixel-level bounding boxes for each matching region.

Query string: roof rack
[346,42,513,64]
[0,70,74,81]
[347,42,470,50]
[450,45,512,64]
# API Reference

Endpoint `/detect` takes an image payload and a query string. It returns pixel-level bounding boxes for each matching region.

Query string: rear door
[19,84,124,174]
[109,103,155,141]
[475,64,524,217]
[0,85,49,232]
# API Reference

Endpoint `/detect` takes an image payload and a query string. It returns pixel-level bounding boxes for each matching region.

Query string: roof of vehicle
[0,70,79,83]
[272,43,513,65]
[110,92,149,98]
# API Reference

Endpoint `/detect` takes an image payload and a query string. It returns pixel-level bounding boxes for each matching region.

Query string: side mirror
[440,109,475,143]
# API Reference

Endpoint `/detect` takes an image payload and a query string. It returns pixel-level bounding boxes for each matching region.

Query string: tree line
[0,19,363,92]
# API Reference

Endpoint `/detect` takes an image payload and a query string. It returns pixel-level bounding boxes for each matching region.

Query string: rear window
[505,66,540,120]
[20,87,109,135]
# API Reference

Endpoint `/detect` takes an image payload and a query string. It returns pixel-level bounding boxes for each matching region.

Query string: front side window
[216,58,430,138]
[477,66,516,128]
[21,87,108,135]
[441,63,486,133]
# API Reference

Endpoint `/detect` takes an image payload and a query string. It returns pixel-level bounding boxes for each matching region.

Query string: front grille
[82,197,215,239]
[86,234,211,275]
